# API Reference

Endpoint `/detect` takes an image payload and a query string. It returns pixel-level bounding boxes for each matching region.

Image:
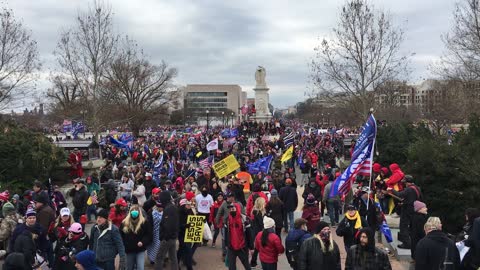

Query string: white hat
[263,216,275,229]
[145,172,152,178]
[60,207,71,217]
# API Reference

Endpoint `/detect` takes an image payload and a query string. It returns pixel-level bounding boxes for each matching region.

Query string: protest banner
[184,215,205,243]
[212,154,240,179]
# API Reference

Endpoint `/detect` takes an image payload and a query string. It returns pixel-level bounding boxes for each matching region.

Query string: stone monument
[253,66,272,123]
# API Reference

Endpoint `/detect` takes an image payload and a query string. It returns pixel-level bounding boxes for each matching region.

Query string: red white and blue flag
[199,156,214,168]
[330,114,376,198]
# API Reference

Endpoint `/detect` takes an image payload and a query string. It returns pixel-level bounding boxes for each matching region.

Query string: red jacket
[227,203,245,250]
[209,200,223,229]
[254,231,285,263]
[246,191,269,219]
[109,207,127,228]
[301,206,321,233]
[386,163,405,191]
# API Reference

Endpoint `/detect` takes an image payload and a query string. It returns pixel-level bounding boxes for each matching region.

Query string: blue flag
[109,135,133,151]
[230,128,239,137]
[168,160,175,179]
[330,114,376,198]
[247,155,273,175]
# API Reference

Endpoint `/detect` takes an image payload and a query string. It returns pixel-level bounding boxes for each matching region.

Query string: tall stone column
[253,66,272,123]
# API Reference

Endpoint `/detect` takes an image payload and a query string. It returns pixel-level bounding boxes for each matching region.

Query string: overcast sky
[7,0,456,110]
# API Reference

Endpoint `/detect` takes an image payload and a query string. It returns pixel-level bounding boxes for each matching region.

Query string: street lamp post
[222,111,225,127]
[80,109,86,138]
[206,110,210,130]
[231,112,234,127]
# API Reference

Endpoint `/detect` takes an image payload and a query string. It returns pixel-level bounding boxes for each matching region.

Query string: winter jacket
[254,231,285,263]
[301,206,321,233]
[224,203,246,251]
[336,215,367,249]
[323,182,340,203]
[302,181,322,202]
[386,163,404,190]
[86,182,100,197]
[266,200,285,229]
[109,208,127,228]
[415,230,461,270]
[70,186,89,213]
[392,184,422,213]
[36,204,56,232]
[215,200,245,226]
[462,216,480,269]
[4,252,28,270]
[354,197,378,230]
[120,219,152,253]
[246,191,268,218]
[345,245,391,270]
[10,223,48,255]
[89,222,126,263]
[279,185,298,212]
[159,202,179,241]
[54,232,90,270]
[297,236,341,270]
[178,206,195,243]
[410,212,427,259]
[209,200,224,229]
[13,229,36,270]
[0,214,18,251]
[132,184,146,206]
[251,209,264,236]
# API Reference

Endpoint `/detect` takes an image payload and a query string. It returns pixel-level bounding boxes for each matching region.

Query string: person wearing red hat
[143,187,161,214]
[109,198,128,228]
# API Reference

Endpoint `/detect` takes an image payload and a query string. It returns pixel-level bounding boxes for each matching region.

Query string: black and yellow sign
[212,154,240,179]
[184,215,205,243]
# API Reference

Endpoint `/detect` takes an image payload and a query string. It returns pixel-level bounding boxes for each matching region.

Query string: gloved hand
[119,256,127,270]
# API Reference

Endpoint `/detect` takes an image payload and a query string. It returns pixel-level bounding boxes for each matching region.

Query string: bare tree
[53,1,117,141]
[310,0,409,119]
[0,7,40,109]
[435,0,480,81]
[46,75,81,112]
[103,37,177,136]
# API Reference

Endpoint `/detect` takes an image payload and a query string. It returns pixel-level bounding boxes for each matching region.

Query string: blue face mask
[130,210,139,219]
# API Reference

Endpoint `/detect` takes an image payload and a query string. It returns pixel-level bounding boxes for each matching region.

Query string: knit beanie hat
[159,191,172,204]
[305,194,316,206]
[314,221,330,234]
[270,189,278,197]
[2,201,15,216]
[97,209,109,219]
[75,250,98,270]
[263,216,275,229]
[25,208,36,217]
[414,200,426,212]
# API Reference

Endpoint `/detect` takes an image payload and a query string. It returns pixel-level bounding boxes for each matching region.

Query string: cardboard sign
[212,154,240,179]
[184,215,205,243]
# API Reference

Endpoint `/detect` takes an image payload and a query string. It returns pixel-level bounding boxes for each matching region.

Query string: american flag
[338,158,372,195]
[284,131,295,147]
[199,156,213,168]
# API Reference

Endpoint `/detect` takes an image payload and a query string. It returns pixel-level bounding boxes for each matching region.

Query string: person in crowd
[11,194,26,216]
[52,185,67,216]
[279,178,298,232]
[285,218,312,270]
[209,178,222,199]
[109,198,128,228]
[33,192,55,232]
[336,204,367,251]
[301,193,321,233]
[298,221,341,270]
[68,148,84,178]
[0,200,19,254]
[414,217,460,270]
[411,200,428,260]
[54,222,89,270]
[119,174,135,201]
[144,172,157,200]
[22,190,33,211]
[246,183,268,219]
[143,187,161,213]
[74,250,101,270]
[147,200,164,265]
[225,202,251,270]
[155,191,179,270]
[103,179,118,208]
[250,196,266,268]
[177,198,195,270]
[353,187,378,236]
[302,178,322,209]
[85,177,100,223]
[120,204,152,270]
[388,175,422,249]
[216,191,245,262]
[69,178,89,224]
[132,178,147,206]
[49,207,74,243]
[345,227,391,270]
[3,252,27,270]
[254,216,285,270]
[209,192,225,248]
[195,185,214,230]
[89,209,126,270]
[32,180,48,198]
[323,175,340,226]
[460,208,480,270]
[266,189,284,237]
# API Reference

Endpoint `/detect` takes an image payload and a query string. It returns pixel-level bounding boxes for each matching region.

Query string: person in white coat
[132,179,147,206]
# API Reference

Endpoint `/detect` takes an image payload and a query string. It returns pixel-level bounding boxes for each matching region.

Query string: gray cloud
[6,0,456,110]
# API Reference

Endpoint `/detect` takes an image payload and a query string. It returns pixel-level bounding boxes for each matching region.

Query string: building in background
[183,84,246,125]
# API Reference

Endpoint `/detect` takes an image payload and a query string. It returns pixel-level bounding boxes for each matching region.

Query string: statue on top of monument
[255,66,267,88]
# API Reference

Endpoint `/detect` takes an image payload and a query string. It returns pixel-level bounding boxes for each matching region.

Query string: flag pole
[366,110,377,213]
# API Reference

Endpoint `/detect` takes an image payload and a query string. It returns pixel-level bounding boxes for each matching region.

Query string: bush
[0,120,65,194]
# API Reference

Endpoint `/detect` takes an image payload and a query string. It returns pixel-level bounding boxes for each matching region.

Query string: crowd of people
[0,119,478,270]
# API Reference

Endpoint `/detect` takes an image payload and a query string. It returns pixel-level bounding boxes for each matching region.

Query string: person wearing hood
[298,221,341,270]
[345,227,391,270]
[155,190,179,270]
[336,205,367,251]
[74,250,101,270]
[54,222,90,270]
[414,217,460,270]
[224,202,251,270]
[4,252,27,270]
[254,216,285,270]
[385,163,404,191]
[89,209,126,270]
[120,205,152,270]
[301,194,321,233]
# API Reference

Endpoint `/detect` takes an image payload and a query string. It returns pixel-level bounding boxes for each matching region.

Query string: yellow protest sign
[184,215,205,243]
[212,154,240,179]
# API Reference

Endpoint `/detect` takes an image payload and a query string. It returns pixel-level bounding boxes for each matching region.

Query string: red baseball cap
[152,187,161,195]
[115,198,128,207]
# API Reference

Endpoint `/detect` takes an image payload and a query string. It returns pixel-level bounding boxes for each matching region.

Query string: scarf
[345,211,362,229]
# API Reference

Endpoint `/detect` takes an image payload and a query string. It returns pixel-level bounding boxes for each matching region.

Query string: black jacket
[266,200,284,229]
[415,230,460,270]
[159,202,179,241]
[13,229,36,270]
[392,184,422,213]
[297,237,341,270]
[336,215,367,248]
[178,207,195,241]
[120,220,152,253]
[4,252,28,270]
[54,233,90,270]
[410,212,427,259]
[251,209,264,235]
[143,198,157,214]
[279,185,298,212]
[345,245,391,270]
[354,197,378,230]
[70,186,89,213]
[302,182,322,202]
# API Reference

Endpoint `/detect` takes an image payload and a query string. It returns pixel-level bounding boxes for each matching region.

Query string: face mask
[201,191,208,196]
[130,210,139,219]
[320,231,330,240]
[230,211,237,217]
